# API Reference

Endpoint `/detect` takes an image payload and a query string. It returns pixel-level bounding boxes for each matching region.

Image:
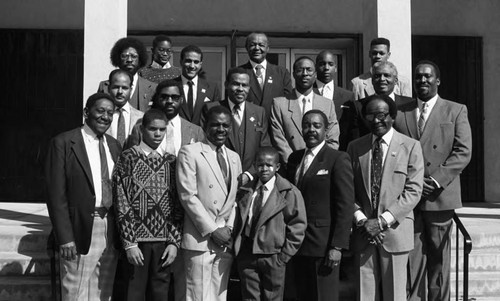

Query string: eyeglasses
[365,112,390,121]
[120,53,139,60]
[294,67,315,75]
[159,94,182,101]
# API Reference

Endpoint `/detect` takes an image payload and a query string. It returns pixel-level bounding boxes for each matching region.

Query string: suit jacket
[347,130,424,253]
[174,76,221,126]
[125,116,205,151]
[270,90,339,163]
[233,175,306,263]
[351,71,412,100]
[393,96,472,211]
[202,100,272,173]
[313,82,354,120]
[45,128,121,254]
[98,76,157,112]
[339,94,412,151]
[239,61,293,118]
[176,141,242,252]
[106,104,144,146]
[287,144,354,256]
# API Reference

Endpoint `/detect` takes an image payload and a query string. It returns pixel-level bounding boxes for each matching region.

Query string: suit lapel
[288,93,302,135]
[403,100,419,139]
[255,184,286,230]
[261,64,275,100]
[358,135,372,201]
[243,104,258,155]
[419,97,444,144]
[71,130,94,192]
[245,62,263,104]
[302,144,327,182]
[363,77,375,97]
[200,143,228,194]
[180,118,191,145]
[237,185,254,223]
[193,79,208,122]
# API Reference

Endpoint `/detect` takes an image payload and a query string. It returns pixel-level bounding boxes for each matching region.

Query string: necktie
[187,80,194,117]
[233,104,241,127]
[295,149,313,186]
[217,146,229,185]
[418,102,428,138]
[116,108,126,146]
[301,97,308,115]
[165,121,175,155]
[98,136,112,208]
[245,185,265,238]
[256,65,264,90]
[371,138,383,216]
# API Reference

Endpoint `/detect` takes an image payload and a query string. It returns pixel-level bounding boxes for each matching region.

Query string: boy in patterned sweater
[113,108,182,300]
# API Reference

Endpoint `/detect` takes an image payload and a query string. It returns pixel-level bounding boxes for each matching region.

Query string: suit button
[209,184,213,188]
[433,145,437,149]
[214,201,217,204]
[90,213,95,217]
[426,162,431,166]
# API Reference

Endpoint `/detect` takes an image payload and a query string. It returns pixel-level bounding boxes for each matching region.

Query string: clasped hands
[211,226,232,248]
[359,218,386,246]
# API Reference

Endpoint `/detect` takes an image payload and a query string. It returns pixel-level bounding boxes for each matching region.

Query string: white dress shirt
[247,175,276,223]
[250,59,268,77]
[228,99,246,122]
[315,79,335,100]
[417,94,438,125]
[159,115,182,156]
[295,90,313,115]
[110,102,131,139]
[139,140,166,156]
[131,73,139,99]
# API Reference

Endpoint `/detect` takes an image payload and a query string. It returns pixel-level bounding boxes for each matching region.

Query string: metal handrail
[453,213,472,301]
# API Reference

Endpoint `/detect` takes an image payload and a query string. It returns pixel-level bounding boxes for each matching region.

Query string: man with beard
[176,105,242,301]
[270,56,339,165]
[239,32,293,118]
[394,61,472,301]
[106,69,144,147]
[140,35,182,83]
[98,37,157,111]
[45,93,121,300]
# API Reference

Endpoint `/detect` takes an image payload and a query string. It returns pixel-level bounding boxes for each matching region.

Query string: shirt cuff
[124,244,138,251]
[244,171,254,181]
[381,211,396,227]
[354,209,367,224]
[429,176,441,188]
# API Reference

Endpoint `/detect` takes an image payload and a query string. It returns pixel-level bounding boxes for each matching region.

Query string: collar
[315,79,334,90]
[169,114,181,128]
[250,59,268,70]
[181,75,198,86]
[228,99,246,112]
[139,140,165,156]
[82,123,99,141]
[308,140,326,157]
[371,127,394,146]
[117,101,131,113]
[150,60,172,69]
[257,175,276,192]
[417,94,439,110]
[295,89,313,100]
[207,140,226,153]
[388,92,396,101]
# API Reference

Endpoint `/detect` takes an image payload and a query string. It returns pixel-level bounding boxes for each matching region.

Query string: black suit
[286,144,354,301]
[239,61,293,118]
[313,82,354,121]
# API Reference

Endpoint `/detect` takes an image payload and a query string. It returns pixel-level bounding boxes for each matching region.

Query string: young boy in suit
[233,146,307,301]
[113,108,183,300]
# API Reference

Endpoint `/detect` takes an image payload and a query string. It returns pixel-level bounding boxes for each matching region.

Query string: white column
[83,0,127,106]
[362,0,412,86]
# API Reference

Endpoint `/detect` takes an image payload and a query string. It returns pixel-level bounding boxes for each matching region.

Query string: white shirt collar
[151,60,172,69]
[169,114,181,127]
[228,100,246,113]
[388,92,396,101]
[139,140,165,156]
[371,127,394,146]
[308,140,326,157]
[181,75,198,86]
[257,175,276,192]
[295,89,313,101]
[417,94,439,112]
[82,123,99,141]
[118,101,131,113]
[250,59,267,70]
[315,79,334,90]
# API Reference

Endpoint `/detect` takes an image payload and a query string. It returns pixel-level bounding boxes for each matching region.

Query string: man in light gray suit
[270,56,339,164]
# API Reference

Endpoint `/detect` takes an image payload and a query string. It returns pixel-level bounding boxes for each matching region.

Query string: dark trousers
[124,242,172,301]
[236,238,286,301]
[408,209,454,301]
[288,255,340,301]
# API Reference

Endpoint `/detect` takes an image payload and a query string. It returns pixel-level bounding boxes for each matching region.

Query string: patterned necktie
[418,102,428,138]
[246,185,265,238]
[217,146,229,185]
[371,137,383,216]
[256,65,264,90]
[233,104,241,127]
[165,121,175,155]
[98,136,112,208]
[187,80,194,116]
[116,108,126,146]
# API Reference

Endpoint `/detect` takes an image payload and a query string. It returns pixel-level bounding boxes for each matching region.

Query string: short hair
[315,50,336,65]
[373,61,399,78]
[293,56,315,71]
[303,109,328,126]
[370,37,391,51]
[204,105,231,128]
[85,93,115,110]
[110,37,148,69]
[180,45,203,61]
[361,94,397,119]
[245,32,269,48]
[108,69,133,85]
[142,108,168,127]
[151,79,184,108]
[255,146,280,163]
[152,35,172,49]
[415,60,441,79]
[226,67,249,82]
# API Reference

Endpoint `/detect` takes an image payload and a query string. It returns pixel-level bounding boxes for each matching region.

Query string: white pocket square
[204,97,211,102]
[316,169,329,175]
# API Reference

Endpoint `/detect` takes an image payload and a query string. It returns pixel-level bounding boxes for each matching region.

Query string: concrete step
[0,252,52,277]
[0,276,52,301]
[0,227,50,253]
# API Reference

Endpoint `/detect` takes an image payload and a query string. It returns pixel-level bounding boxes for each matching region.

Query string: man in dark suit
[202,67,272,185]
[394,61,472,301]
[45,93,122,300]
[340,61,411,151]
[98,37,157,112]
[271,56,339,165]
[174,45,221,126]
[238,32,293,117]
[314,50,354,121]
[348,94,424,301]
[286,109,354,301]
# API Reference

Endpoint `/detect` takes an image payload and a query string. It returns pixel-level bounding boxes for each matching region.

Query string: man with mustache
[394,61,472,301]
[270,56,339,165]
[286,109,354,301]
[45,93,121,300]
[140,35,182,83]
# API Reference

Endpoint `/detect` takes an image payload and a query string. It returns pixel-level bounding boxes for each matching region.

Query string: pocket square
[201,88,206,93]
[341,105,349,109]
[316,169,329,175]
[203,97,211,102]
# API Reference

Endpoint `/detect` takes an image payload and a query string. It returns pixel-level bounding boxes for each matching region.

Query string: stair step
[0,252,52,277]
[0,227,50,253]
[0,276,52,301]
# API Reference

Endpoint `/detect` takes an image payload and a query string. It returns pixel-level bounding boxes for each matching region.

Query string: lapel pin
[201,88,206,93]
[249,116,255,122]
[268,77,273,84]
[391,152,396,157]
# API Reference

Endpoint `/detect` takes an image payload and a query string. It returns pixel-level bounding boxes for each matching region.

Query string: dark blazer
[45,128,121,254]
[393,96,472,211]
[98,76,157,112]
[287,144,354,256]
[239,61,293,118]
[202,100,271,173]
[313,82,354,120]
[174,76,221,126]
[339,94,412,151]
